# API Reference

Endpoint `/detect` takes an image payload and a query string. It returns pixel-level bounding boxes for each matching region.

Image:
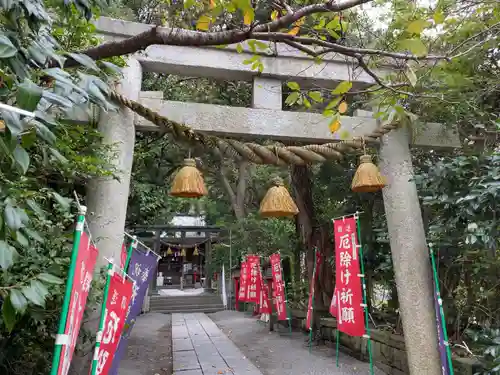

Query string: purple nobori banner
[434,278,451,375]
[108,245,159,375]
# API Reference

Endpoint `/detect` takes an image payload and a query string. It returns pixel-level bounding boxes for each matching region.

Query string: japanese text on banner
[107,247,159,375]
[334,217,365,337]
[246,255,261,303]
[95,274,133,375]
[259,278,271,314]
[306,250,322,330]
[238,261,249,302]
[58,233,99,375]
[269,253,287,321]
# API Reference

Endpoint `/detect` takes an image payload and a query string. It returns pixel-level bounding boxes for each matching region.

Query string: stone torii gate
[85,16,460,375]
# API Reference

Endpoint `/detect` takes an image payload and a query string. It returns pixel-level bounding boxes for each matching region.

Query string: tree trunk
[291,165,314,281]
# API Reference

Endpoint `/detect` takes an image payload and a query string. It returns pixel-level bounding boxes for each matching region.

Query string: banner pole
[308,248,318,354]
[124,236,137,273]
[335,329,340,367]
[355,212,374,375]
[90,261,114,375]
[50,206,87,375]
[429,243,455,375]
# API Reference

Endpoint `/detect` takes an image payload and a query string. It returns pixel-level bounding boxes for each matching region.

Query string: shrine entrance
[130,222,222,294]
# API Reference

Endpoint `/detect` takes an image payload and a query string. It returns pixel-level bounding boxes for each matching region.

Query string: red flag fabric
[306,250,323,330]
[234,278,239,310]
[246,255,261,303]
[259,278,272,314]
[334,216,365,337]
[238,262,249,302]
[329,286,338,317]
[58,232,99,375]
[269,253,287,321]
[120,244,127,270]
[95,273,134,375]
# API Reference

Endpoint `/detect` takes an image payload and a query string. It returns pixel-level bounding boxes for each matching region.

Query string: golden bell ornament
[259,177,299,218]
[351,154,386,193]
[170,158,208,198]
[166,247,173,255]
[180,248,186,257]
[193,246,199,256]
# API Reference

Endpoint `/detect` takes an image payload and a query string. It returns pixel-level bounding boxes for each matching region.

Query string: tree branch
[253,32,449,61]
[58,0,374,68]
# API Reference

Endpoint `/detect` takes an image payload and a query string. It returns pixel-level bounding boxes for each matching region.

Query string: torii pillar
[86,57,142,265]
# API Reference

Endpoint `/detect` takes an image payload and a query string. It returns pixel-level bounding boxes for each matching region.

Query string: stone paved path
[118,313,172,375]
[172,313,262,375]
[209,311,387,375]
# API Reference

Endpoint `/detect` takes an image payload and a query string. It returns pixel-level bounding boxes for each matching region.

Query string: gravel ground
[209,310,386,375]
[117,313,173,375]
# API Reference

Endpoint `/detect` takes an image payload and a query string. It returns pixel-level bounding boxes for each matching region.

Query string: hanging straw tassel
[351,154,386,193]
[170,158,208,198]
[259,177,299,218]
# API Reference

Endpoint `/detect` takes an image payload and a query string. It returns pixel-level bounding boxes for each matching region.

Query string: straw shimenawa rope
[109,91,399,165]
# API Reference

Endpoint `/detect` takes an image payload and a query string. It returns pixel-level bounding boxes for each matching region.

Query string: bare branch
[253,32,450,61]
[57,0,374,68]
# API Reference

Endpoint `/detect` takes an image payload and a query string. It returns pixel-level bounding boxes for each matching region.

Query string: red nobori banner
[259,278,272,314]
[120,243,127,270]
[246,255,261,303]
[306,250,322,330]
[238,261,249,302]
[270,253,287,321]
[94,273,134,375]
[334,216,365,337]
[58,232,99,375]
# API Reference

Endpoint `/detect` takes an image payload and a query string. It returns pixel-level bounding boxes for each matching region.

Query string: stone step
[151,306,225,314]
[150,297,222,306]
[150,301,224,309]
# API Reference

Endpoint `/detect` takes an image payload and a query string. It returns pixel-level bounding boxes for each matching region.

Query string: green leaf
[49,147,68,163]
[13,145,30,174]
[326,97,342,110]
[398,38,428,57]
[0,35,17,58]
[52,192,71,209]
[332,81,352,95]
[287,81,300,91]
[4,202,22,231]
[15,230,29,247]
[326,18,340,30]
[23,228,44,243]
[35,121,56,144]
[1,109,23,135]
[100,61,122,75]
[16,80,43,111]
[66,53,100,72]
[26,199,46,219]
[308,91,323,102]
[433,11,444,24]
[406,19,428,34]
[236,43,243,53]
[0,240,18,269]
[405,66,418,87]
[9,289,28,313]
[42,91,73,108]
[38,273,63,284]
[2,296,17,333]
[31,280,49,298]
[285,92,300,106]
[21,284,45,307]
